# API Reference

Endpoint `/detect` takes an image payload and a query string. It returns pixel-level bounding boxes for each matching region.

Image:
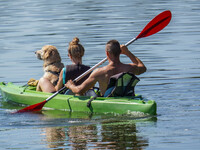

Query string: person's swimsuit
[63,64,91,85]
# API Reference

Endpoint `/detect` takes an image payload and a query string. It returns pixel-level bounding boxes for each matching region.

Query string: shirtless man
[65,39,146,96]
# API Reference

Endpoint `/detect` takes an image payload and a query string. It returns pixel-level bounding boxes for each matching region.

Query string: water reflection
[42,119,156,149]
[43,127,66,149]
[40,110,156,149]
[42,123,149,149]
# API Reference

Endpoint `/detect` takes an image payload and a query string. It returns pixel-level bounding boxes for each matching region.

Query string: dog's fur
[35,45,64,86]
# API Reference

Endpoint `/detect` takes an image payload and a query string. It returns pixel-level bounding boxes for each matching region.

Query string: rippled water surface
[0,0,200,149]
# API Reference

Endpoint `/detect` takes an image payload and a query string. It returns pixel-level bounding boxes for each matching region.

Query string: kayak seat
[104,72,140,97]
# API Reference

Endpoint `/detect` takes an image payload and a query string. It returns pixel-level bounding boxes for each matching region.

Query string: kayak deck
[0,82,157,115]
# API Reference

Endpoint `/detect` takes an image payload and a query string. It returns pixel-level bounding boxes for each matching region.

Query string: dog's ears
[44,50,55,59]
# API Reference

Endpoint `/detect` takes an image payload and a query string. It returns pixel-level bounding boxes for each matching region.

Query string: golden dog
[35,45,64,86]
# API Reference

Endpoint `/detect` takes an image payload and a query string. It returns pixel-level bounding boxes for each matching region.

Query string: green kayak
[0,82,157,115]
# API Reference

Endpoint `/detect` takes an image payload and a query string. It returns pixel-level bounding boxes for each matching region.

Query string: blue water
[1,0,200,149]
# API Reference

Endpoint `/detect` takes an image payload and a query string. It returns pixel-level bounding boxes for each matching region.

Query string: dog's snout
[35,50,42,60]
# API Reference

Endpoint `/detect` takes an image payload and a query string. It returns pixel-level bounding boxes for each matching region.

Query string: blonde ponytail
[68,37,85,59]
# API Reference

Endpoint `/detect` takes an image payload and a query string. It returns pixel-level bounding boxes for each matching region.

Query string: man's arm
[120,45,147,75]
[65,69,98,95]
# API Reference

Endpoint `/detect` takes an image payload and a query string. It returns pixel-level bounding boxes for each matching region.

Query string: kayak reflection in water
[43,119,149,149]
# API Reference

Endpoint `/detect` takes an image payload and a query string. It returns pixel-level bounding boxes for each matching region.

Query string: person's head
[106,40,121,58]
[68,37,85,59]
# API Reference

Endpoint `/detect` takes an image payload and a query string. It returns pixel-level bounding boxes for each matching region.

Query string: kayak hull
[0,82,157,115]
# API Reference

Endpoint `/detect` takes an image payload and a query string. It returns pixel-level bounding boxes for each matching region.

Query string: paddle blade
[14,100,47,113]
[136,10,172,39]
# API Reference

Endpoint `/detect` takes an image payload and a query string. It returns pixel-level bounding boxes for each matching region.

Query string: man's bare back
[94,61,137,95]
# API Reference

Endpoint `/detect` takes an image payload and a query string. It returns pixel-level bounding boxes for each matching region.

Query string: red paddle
[15,10,172,113]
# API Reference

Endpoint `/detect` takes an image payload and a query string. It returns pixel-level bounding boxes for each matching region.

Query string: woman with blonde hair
[55,37,90,92]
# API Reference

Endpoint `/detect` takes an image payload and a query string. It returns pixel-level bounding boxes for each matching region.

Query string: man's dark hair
[106,40,121,57]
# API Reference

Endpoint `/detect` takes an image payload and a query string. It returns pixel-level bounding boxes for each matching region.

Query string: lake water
[0,0,200,149]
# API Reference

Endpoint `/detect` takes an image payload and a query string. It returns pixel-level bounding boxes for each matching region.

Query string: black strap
[46,70,60,77]
[87,95,97,108]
